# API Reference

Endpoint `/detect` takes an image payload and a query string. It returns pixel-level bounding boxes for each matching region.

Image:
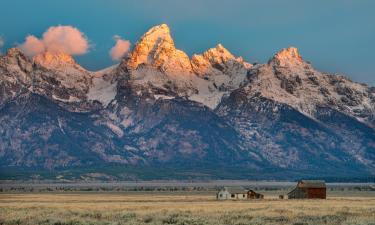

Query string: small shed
[288,180,326,199]
[217,187,248,200]
[247,190,264,199]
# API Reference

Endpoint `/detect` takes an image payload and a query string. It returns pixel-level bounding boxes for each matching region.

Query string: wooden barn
[287,180,326,199]
[217,187,264,200]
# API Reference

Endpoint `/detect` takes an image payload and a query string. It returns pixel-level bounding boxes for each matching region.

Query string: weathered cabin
[217,187,264,200]
[217,187,248,200]
[288,180,326,199]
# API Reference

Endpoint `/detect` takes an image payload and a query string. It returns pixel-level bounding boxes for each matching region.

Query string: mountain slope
[216,91,375,175]
[0,92,266,171]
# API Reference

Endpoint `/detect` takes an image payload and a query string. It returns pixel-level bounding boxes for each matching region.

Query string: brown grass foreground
[0,192,375,225]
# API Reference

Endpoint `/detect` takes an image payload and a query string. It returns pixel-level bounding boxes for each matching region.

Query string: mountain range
[1,24,374,180]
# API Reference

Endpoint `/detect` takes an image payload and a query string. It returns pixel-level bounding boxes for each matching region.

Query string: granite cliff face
[1,24,374,179]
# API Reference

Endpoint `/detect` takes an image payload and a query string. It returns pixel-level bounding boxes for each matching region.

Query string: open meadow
[1,190,375,225]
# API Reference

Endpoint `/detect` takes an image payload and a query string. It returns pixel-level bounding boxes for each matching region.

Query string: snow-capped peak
[203,44,235,64]
[127,24,174,69]
[142,23,172,42]
[269,47,303,67]
[126,24,193,76]
[191,44,250,76]
[124,24,194,80]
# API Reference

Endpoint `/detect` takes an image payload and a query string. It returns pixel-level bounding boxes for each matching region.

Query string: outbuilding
[287,180,326,199]
[217,187,264,200]
[247,189,264,199]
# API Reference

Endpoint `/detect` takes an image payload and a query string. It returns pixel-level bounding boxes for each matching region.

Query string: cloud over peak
[18,25,89,57]
[19,36,45,56]
[109,35,131,61]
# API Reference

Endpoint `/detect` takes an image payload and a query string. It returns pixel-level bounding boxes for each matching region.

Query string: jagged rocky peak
[203,44,236,64]
[126,24,193,75]
[33,51,87,72]
[0,48,32,106]
[4,47,28,61]
[192,44,235,73]
[127,24,173,69]
[270,47,304,67]
[192,44,251,77]
[1,48,33,72]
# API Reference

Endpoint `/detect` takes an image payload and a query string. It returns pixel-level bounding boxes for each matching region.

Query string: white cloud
[109,35,131,61]
[18,25,89,57]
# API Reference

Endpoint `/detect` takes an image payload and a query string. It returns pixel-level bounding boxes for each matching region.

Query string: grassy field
[1,192,375,225]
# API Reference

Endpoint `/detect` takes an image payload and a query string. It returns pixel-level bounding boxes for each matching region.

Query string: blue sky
[1,0,374,85]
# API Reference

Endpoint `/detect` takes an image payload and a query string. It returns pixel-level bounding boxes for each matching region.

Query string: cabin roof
[298,180,326,188]
[223,186,247,194]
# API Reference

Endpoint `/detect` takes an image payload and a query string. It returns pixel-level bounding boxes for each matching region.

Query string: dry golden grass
[0,192,375,225]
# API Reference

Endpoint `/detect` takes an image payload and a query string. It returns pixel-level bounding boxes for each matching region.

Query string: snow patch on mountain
[52,94,81,103]
[154,94,175,100]
[87,77,117,107]
[106,122,124,137]
[189,77,226,109]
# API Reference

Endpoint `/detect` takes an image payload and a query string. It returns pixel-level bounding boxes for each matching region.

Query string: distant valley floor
[0,192,375,225]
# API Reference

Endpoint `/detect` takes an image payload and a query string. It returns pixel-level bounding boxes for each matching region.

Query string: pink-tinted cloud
[18,35,45,56]
[18,25,89,57]
[109,35,131,61]
[43,26,89,55]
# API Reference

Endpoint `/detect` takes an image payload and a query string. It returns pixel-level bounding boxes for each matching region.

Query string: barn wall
[248,191,263,199]
[288,188,307,199]
[217,190,230,200]
[217,191,248,200]
[289,188,326,199]
[235,193,247,199]
[307,188,326,199]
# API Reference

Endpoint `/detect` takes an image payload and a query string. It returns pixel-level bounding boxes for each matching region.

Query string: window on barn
[231,194,235,198]
[219,194,222,197]
[243,194,245,198]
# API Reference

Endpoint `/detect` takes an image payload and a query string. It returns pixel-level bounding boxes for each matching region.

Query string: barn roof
[298,180,326,188]
[223,186,247,193]
[287,187,298,195]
